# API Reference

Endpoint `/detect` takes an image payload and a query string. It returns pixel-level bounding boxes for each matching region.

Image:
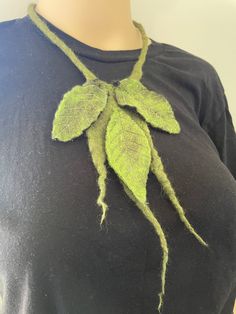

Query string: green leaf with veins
[51,80,108,142]
[115,78,181,134]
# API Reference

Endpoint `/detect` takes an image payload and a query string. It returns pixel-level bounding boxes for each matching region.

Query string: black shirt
[0,11,236,314]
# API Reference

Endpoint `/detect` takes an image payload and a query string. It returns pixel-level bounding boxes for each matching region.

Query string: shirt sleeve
[199,63,236,180]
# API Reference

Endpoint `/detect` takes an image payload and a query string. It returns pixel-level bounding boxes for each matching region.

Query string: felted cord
[27,3,148,83]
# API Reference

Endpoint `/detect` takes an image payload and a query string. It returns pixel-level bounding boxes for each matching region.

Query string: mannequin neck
[35,0,147,51]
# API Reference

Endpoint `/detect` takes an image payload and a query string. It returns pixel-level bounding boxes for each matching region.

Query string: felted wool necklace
[27,3,210,313]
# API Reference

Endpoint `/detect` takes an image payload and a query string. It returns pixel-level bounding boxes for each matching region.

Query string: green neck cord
[27,3,210,313]
[27,3,148,83]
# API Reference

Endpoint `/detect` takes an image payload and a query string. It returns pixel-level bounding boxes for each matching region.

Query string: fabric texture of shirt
[0,11,236,314]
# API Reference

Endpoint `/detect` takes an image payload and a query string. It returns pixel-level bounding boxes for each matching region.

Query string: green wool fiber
[27,3,210,312]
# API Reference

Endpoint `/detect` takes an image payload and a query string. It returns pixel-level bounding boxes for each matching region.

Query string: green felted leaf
[115,78,181,134]
[105,107,151,203]
[51,82,108,142]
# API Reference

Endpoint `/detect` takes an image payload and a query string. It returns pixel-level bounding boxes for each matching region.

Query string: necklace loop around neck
[27,2,150,84]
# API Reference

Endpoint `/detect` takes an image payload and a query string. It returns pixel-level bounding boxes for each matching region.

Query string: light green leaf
[115,78,181,134]
[51,82,108,142]
[105,107,151,203]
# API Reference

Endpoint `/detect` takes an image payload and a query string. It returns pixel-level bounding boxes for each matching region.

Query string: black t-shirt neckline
[24,13,163,63]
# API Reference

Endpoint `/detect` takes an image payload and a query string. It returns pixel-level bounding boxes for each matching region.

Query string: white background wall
[0,0,236,127]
